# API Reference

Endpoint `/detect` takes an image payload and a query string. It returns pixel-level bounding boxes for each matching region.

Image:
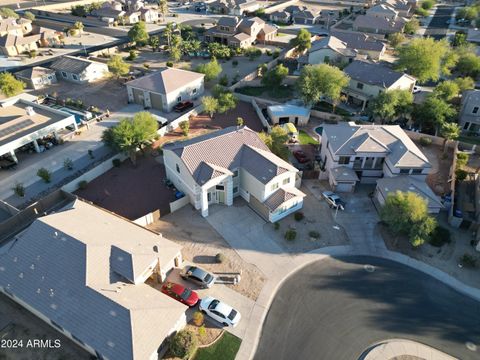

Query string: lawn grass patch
[194,332,241,360]
[235,86,266,96]
[235,85,294,99]
[298,130,319,145]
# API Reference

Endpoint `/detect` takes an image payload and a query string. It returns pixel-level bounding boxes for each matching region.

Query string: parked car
[293,150,309,163]
[161,282,199,307]
[199,296,241,327]
[180,265,216,288]
[173,101,194,112]
[322,191,346,210]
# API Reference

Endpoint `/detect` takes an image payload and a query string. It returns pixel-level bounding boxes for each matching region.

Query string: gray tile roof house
[331,30,386,53]
[0,199,186,360]
[353,14,405,35]
[163,126,305,221]
[50,55,108,83]
[343,60,414,88]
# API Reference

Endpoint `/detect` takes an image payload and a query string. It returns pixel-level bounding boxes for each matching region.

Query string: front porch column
[361,157,366,168]
[225,177,233,206]
[361,100,367,111]
[33,139,40,153]
[371,157,377,169]
[9,150,18,163]
[201,190,209,217]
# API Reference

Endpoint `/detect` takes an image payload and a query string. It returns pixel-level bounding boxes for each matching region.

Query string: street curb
[236,246,480,360]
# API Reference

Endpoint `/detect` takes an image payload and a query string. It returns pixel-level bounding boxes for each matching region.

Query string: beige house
[366,4,399,20]
[319,122,431,191]
[204,16,277,48]
[210,0,260,16]
[331,31,386,60]
[15,66,57,89]
[300,35,356,68]
[163,126,305,222]
[343,60,416,110]
[50,55,109,83]
[126,67,204,112]
[353,14,405,35]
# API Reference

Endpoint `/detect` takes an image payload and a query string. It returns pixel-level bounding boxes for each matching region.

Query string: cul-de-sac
[0,0,479,359]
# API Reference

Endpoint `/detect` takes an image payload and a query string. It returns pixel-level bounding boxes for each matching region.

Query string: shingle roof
[330,31,386,52]
[218,16,240,27]
[126,67,204,95]
[323,122,430,168]
[0,199,185,360]
[353,14,404,32]
[309,35,356,57]
[343,60,414,88]
[50,56,100,74]
[164,126,297,185]
[367,4,398,16]
[330,166,359,182]
[264,187,306,211]
[15,66,55,80]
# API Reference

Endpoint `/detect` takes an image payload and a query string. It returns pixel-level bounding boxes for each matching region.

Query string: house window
[176,164,180,173]
[233,169,239,177]
[233,186,239,193]
[464,122,470,130]
[411,169,423,175]
[473,106,479,114]
[271,182,279,191]
[72,74,78,80]
[399,168,410,174]
[192,88,197,94]
[339,156,350,165]
[47,75,53,80]
[282,177,290,185]
[177,96,182,102]
[356,82,364,90]
[216,185,224,190]
[61,72,67,78]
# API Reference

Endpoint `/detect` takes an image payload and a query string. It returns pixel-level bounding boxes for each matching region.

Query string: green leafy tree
[196,58,222,81]
[182,39,201,54]
[101,112,158,165]
[454,77,475,92]
[169,330,197,359]
[179,120,189,136]
[107,55,130,78]
[456,52,480,77]
[217,92,237,113]
[0,72,25,97]
[169,34,183,62]
[388,32,406,48]
[433,80,460,101]
[23,11,35,21]
[421,0,434,10]
[457,6,478,21]
[296,64,349,109]
[396,38,457,83]
[369,89,413,123]
[261,64,289,89]
[163,22,176,48]
[413,95,456,134]
[128,21,149,46]
[404,18,419,34]
[158,0,168,21]
[452,31,468,47]
[201,96,218,117]
[290,28,312,52]
[0,8,19,19]
[380,191,437,247]
[259,126,289,160]
[207,42,232,59]
[149,35,160,52]
[440,122,460,153]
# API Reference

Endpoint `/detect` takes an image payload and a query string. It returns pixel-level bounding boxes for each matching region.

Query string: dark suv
[180,265,216,288]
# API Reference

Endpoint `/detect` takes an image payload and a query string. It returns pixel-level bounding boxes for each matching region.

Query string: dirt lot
[32,77,128,112]
[153,102,265,148]
[381,212,480,289]
[0,294,89,360]
[75,153,177,220]
[148,206,265,301]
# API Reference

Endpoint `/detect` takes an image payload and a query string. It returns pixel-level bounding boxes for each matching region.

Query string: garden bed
[193,332,242,360]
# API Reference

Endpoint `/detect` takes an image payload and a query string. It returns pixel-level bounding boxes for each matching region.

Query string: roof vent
[408,186,415,190]
[25,106,35,116]
[153,245,159,253]
[384,187,389,191]
[30,264,35,270]
[50,303,57,310]
[36,288,41,294]
[107,341,115,348]
[19,272,23,279]
[109,310,117,317]
[0,267,4,271]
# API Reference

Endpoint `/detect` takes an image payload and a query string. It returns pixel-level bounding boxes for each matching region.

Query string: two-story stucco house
[163,126,306,222]
[50,55,109,83]
[459,90,480,134]
[343,60,416,110]
[319,122,431,192]
[126,67,204,112]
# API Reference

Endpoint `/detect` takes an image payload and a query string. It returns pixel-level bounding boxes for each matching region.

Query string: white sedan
[199,297,241,327]
[413,85,422,94]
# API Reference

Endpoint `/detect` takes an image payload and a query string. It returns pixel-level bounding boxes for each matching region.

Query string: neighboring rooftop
[15,66,55,80]
[163,126,298,185]
[344,60,414,88]
[330,31,386,52]
[0,199,185,360]
[126,67,204,95]
[353,14,405,32]
[268,104,310,117]
[50,55,102,74]
[323,122,430,168]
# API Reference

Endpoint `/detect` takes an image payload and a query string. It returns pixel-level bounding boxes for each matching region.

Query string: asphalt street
[254,256,480,360]
[424,5,455,40]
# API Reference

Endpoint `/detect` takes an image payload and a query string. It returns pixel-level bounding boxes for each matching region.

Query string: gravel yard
[148,206,265,301]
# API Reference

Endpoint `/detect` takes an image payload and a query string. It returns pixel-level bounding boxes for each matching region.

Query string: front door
[218,191,225,204]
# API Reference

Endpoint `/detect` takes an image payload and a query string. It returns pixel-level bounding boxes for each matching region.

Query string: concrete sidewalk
[364,339,458,360]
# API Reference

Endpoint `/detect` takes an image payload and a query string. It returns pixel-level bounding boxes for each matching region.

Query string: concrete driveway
[206,199,294,278]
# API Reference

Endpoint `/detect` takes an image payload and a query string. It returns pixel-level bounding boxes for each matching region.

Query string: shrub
[219,74,229,86]
[126,49,137,61]
[166,61,173,67]
[309,230,320,239]
[236,117,244,126]
[169,329,198,359]
[274,222,280,230]
[12,182,25,197]
[429,226,451,247]
[179,120,189,136]
[78,180,88,190]
[285,229,297,241]
[29,50,37,58]
[37,168,51,183]
[193,311,204,326]
[215,252,226,264]
[232,59,238,67]
[455,168,467,181]
[143,63,150,69]
[272,50,280,58]
[460,253,477,268]
[419,137,432,146]
[266,49,272,56]
[198,325,206,339]
[421,0,434,10]
[294,212,304,221]
[457,152,469,167]
[112,158,121,167]
[63,158,74,170]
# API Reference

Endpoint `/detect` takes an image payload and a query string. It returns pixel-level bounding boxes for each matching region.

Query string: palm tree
[149,35,160,52]
[164,22,175,48]
[158,0,168,22]
[440,122,460,154]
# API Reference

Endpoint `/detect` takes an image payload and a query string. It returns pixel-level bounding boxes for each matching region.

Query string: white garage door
[336,182,354,193]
